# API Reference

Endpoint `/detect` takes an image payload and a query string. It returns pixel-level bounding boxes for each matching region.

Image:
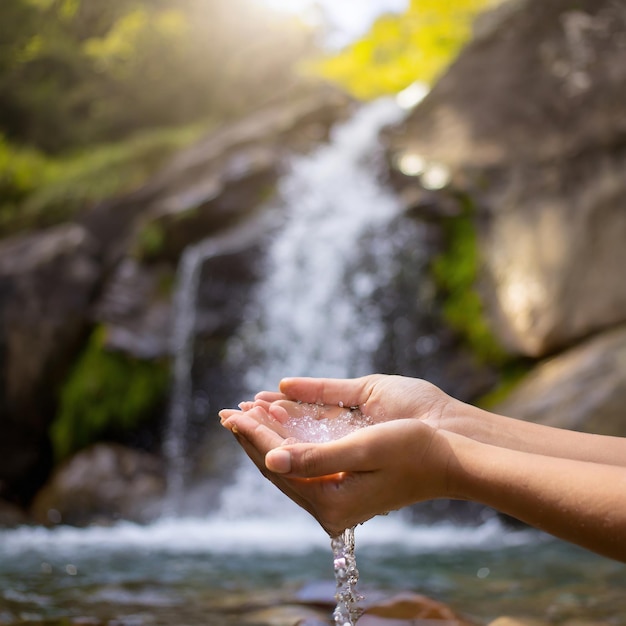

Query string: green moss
[51,326,169,461]
[0,121,211,237]
[134,220,167,261]
[431,196,509,365]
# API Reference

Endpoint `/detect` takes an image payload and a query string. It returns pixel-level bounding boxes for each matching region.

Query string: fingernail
[266,448,291,474]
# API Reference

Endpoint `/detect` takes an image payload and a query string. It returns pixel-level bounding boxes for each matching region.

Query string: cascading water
[213,99,406,521]
[228,97,406,393]
[162,97,407,515]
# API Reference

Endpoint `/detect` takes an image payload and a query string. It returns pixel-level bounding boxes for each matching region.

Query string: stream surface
[1,514,625,625]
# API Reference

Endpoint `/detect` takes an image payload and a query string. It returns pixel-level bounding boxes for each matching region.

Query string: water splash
[332,528,363,626]
[282,402,373,443]
[279,403,371,624]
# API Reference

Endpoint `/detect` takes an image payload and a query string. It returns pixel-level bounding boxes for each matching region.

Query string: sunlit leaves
[84,8,189,78]
[311,0,498,100]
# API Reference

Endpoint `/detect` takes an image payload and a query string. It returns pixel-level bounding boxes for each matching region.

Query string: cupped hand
[220,405,455,536]
[253,374,454,429]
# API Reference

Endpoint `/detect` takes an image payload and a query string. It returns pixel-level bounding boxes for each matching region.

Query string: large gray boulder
[494,324,626,437]
[0,224,101,503]
[388,0,626,357]
[30,443,165,526]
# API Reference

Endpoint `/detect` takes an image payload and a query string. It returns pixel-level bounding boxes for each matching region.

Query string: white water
[0,515,537,558]
[228,97,407,392]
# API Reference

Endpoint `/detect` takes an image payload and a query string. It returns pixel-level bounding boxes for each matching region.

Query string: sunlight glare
[259,0,313,16]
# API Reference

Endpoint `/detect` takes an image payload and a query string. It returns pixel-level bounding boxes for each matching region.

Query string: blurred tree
[311,0,498,99]
[0,0,316,153]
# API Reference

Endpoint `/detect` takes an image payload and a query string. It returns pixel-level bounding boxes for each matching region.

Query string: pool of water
[1,514,624,625]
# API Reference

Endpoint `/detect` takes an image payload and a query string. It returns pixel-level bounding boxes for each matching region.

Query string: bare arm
[448,433,626,561]
[220,408,626,562]
[441,399,626,466]
[257,375,626,467]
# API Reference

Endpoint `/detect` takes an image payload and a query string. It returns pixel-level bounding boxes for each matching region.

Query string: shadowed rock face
[0,224,101,504]
[388,0,626,358]
[494,324,626,437]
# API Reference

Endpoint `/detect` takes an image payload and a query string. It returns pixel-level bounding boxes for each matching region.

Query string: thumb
[265,440,355,477]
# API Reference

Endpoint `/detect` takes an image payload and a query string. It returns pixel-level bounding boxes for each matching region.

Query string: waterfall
[215,98,408,519]
[162,217,270,512]
[229,98,407,393]
[163,98,409,517]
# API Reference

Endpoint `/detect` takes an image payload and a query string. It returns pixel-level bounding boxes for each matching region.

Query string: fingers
[279,376,374,407]
[222,408,287,448]
[266,430,370,477]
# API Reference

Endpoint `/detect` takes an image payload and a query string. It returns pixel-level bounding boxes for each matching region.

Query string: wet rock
[294,583,473,626]
[30,443,165,526]
[0,498,29,527]
[0,223,101,503]
[494,324,626,436]
[92,258,173,360]
[242,605,329,626]
[388,0,626,357]
[488,619,549,626]
[361,591,474,625]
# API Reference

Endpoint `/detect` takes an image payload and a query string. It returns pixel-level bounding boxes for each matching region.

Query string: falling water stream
[218,98,406,623]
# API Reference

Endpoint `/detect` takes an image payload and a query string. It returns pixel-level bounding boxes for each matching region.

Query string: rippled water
[1,514,625,625]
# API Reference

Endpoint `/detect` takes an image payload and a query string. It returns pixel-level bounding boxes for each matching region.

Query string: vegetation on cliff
[0,0,315,235]
[311,0,497,99]
[52,327,170,461]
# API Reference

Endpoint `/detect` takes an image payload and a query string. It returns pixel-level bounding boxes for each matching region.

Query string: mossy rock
[51,326,169,461]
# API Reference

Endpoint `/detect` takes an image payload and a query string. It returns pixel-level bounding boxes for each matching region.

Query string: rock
[494,325,626,436]
[388,0,626,357]
[488,618,549,626]
[80,85,354,269]
[92,257,173,359]
[361,591,474,625]
[0,498,29,527]
[242,605,329,625]
[294,583,473,626]
[0,223,101,503]
[30,443,165,526]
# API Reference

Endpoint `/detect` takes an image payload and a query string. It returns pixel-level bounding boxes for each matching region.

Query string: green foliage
[133,221,167,262]
[0,0,316,153]
[51,326,169,461]
[0,122,207,236]
[432,197,508,365]
[309,0,498,99]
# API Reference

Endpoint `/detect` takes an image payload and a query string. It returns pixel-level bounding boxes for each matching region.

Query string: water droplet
[65,564,78,576]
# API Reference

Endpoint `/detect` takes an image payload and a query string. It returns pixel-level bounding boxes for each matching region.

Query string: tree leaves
[310,0,498,100]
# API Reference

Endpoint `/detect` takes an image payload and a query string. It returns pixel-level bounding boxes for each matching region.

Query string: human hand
[248,374,455,431]
[219,405,455,536]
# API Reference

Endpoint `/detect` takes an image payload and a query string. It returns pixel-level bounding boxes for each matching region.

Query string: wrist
[438,430,486,501]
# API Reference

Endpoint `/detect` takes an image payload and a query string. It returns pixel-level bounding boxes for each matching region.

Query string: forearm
[446,433,626,562]
[442,400,626,467]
